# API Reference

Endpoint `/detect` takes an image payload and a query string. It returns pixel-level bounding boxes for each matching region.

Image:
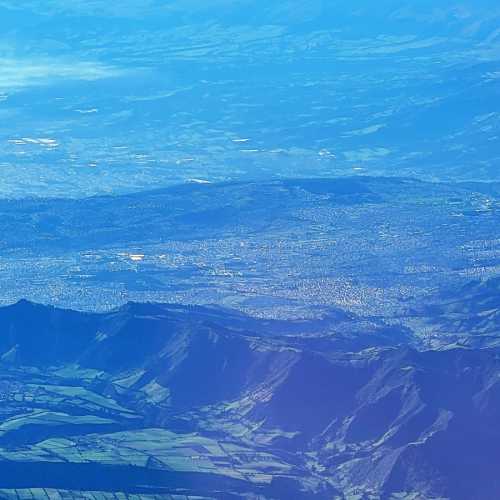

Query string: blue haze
[0,1,499,197]
[0,3,498,500]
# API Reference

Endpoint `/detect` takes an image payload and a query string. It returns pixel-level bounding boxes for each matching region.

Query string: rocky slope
[0,300,497,498]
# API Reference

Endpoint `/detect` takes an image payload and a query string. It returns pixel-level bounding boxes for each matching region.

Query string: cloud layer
[0,58,123,91]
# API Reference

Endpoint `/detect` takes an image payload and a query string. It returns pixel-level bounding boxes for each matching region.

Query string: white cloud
[0,58,123,90]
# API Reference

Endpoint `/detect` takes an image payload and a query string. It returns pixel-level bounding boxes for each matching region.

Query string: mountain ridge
[0,299,497,497]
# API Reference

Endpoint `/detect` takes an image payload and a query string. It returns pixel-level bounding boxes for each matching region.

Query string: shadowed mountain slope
[0,300,497,498]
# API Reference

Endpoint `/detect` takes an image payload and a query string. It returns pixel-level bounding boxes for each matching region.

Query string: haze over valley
[0,2,499,499]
